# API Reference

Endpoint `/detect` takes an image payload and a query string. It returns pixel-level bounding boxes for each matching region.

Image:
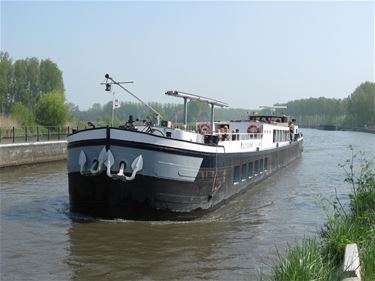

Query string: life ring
[247,124,260,135]
[198,123,211,134]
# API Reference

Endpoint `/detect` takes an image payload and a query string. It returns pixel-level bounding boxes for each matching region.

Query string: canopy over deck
[165,90,229,130]
[165,91,228,108]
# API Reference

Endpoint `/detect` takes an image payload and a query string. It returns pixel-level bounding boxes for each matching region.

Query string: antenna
[101,74,163,125]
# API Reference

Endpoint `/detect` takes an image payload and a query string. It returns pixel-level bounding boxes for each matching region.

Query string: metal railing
[206,131,263,141]
[0,126,78,144]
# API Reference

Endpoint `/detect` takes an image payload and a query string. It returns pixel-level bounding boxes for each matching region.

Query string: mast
[101,74,163,125]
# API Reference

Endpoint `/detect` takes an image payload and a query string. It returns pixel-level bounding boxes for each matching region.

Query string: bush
[35,91,69,126]
[10,102,35,126]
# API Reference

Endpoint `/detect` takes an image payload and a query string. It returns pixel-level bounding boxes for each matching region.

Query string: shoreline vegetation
[259,148,375,281]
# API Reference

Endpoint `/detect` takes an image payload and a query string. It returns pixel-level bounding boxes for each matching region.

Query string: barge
[67,74,303,220]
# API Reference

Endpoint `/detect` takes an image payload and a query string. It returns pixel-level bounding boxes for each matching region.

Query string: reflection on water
[1,129,374,280]
[68,220,227,280]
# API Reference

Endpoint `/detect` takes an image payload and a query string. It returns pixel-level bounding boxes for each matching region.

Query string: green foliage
[71,81,374,130]
[345,82,375,128]
[35,91,69,126]
[187,100,210,122]
[261,150,375,281]
[279,97,344,127]
[361,231,375,281]
[12,58,41,111]
[261,239,339,281]
[280,82,375,129]
[0,52,65,116]
[321,150,375,281]
[71,99,254,125]
[40,59,64,94]
[0,52,13,113]
[10,102,35,126]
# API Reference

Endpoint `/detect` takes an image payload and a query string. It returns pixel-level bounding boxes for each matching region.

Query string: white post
[111,92,115,127]
[342,243,361,281]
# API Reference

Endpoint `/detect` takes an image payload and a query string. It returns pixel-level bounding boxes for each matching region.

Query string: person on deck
[289,121,295,142]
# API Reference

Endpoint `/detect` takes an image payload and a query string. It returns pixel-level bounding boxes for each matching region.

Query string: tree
[10,102,35,126]
[35,91,69,126]
[346,82,375,127]
[0,52,13,113]
[40,59,64,94]
[12,58,41,112]
[24,57,41,111]
[188,100,210,122]
[0,53,65,115]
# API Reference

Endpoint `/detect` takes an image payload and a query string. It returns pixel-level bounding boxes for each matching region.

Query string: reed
[0,115,20,127]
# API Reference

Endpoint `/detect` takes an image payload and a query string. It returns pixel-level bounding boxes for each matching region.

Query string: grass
[259,148,375,281]
[263,239,339,281]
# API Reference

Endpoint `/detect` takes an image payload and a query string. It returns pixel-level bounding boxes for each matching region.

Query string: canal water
[1,129,374,281]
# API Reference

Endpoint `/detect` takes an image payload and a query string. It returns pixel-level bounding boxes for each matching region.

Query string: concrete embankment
[0,141,67,168]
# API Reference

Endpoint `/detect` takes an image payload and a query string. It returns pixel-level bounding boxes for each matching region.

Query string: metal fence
[0,126,77,144]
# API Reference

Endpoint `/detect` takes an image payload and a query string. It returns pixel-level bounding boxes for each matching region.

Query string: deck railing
[208,132,263,141]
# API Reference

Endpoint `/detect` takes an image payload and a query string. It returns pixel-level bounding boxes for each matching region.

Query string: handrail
[207,132,263,141]
[0,126,80,144]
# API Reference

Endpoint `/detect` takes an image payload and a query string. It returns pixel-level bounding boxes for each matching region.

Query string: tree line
[69,99,253,127]
[72,81,375,130]
[0,52,69,126]
[1,52,374,130]
[280,82,375,129]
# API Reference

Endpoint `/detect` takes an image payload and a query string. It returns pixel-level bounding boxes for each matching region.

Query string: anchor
[89,147,107,175]
[124,155,143,181]
[78,147,143,181]
[79,150,88,175]
[104,149,143,181]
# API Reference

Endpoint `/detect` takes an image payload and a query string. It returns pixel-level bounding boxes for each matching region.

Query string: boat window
[254,160,259,175]
[248,162,253,177]
[265,158,268,170]
[260,159,264,172]
[241,164,247,180]
[273,130,276,143]
[233,166,241,183]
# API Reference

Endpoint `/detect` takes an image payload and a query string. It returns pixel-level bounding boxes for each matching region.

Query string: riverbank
[0,141,67,168]
[300,125,375,134]
[259,151,375,281]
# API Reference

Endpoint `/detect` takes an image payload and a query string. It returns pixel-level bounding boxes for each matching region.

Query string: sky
[1,1,374,110]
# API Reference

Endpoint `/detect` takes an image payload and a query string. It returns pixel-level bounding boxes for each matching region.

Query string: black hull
[69,174,214,221]
[68,140,303,221]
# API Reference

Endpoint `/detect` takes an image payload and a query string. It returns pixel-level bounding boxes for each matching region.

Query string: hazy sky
[1,1,374,110]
